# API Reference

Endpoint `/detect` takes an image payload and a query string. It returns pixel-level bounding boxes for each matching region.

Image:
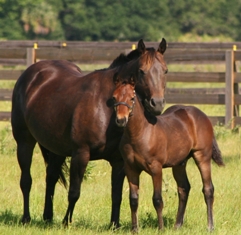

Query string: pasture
[0,61,241,234]
[0,115,241,234]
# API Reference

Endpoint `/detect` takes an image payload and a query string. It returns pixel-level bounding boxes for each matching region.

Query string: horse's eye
[139,69,145,76]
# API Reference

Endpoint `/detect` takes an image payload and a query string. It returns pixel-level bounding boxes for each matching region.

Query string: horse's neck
[125,98,149,141]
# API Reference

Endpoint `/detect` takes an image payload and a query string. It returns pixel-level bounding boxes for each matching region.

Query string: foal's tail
[212,138,225,166]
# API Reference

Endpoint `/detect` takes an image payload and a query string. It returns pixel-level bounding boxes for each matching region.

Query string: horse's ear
[113,72,120,85]
[137,39,146,54]
[158,38,167,55]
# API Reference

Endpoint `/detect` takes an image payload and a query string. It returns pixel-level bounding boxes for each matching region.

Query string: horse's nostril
[150,98,156,107]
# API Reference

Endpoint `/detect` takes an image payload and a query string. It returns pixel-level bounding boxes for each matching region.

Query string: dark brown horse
[11,39,168,227]
[112,76,224,232]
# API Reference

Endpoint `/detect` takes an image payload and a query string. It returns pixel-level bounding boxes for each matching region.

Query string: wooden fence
[0,41,241,128]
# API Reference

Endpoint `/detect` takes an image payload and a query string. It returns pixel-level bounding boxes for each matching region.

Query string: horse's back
[162,105,213,147]
[11,60,116,156]
[11,60,82,124]
[163,105,211,127]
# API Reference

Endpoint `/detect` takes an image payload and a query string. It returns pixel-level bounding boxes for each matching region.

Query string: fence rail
[0,41,241,128]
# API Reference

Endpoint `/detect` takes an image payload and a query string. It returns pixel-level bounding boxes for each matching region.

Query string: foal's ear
[113,72,120,85]
[158,38,167,55]
[137,39,146,54]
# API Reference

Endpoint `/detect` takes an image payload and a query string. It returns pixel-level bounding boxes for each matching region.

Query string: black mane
[108,48,144,69]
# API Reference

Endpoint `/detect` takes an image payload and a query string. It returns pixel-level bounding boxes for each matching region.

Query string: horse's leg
[151,167,164,230]
[194,151,214,231]
[125,163,140,232]
[109,159,125,228]
[16,136,36,224]
[62,149,89,226]
[39,145,67,222]
[172,164,190,229]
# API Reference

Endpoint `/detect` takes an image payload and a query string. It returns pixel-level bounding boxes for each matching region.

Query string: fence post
[26,48,36,67]
[225,50,234,128]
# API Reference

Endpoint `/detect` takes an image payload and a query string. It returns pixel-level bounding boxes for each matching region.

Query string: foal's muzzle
[115,116,128,127]
[144,97,166,115]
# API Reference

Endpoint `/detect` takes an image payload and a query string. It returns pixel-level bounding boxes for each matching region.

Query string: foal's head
[112,76,136,127]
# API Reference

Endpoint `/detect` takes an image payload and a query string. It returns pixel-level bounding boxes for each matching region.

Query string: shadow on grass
[139,212,174,230]
[0,209,175,232]
[0,210,58,229]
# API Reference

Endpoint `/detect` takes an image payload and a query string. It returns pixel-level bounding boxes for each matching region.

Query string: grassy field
[0,63,241,234]
[0,119,241,235]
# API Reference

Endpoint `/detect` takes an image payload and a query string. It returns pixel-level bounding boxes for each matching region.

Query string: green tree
[168,0,241,40]
[0,0,25,39]
[59,0,172,41]
[0,0,64,40]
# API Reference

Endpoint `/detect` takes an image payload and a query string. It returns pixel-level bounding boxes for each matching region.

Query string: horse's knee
[130,197,138,211]
[20,174,32,193]
[178,183,191,199]
[68,190,80,203]
[152,196,163,210]
[202,184,214,200]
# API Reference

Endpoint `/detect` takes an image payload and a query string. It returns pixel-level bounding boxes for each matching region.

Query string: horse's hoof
[109,222,121,230]
[62,218,68,227]
[131,227,138,234]
[174,223,183,229]
[43,213,53,222]
[21,216,31,224]
[43,218,53,224]
[208,226,214,232]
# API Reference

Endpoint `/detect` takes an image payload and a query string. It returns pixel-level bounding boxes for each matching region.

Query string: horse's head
[112,76,136,127]
[117,38,168,115]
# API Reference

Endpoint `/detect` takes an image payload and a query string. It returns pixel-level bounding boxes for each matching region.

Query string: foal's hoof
[21,216,31,225]
[131,228,138,234]
[208,226,214,232]
[174,223,183,229]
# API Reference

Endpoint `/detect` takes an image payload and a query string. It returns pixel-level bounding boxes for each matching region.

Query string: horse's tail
[39,144,69,189]
[59,161,69,189]
[212,138,225,166]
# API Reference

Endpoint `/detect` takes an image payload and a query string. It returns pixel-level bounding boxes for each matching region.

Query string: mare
[11,39,168,227]
[112,76,224,232]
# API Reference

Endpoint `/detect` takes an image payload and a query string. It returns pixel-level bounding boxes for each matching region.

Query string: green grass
[0,121,241,235]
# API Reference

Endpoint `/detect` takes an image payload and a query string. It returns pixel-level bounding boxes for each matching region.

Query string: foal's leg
[16,136,36,224]
[151,168,164,230]
[39,145,67,222]
[194,151,214,231]
[172,164,190,229]
[63,148,89,225]
[125,164,140,232]
[109,159,125,228]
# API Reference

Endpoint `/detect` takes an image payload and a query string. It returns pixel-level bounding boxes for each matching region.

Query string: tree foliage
[0,0,241,41]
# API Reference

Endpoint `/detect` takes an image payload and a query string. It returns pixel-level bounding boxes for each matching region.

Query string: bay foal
[112,76,224,232]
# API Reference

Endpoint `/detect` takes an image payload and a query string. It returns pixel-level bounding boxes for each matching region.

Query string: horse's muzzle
[144,97,166,115]
[115,117,128,127]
